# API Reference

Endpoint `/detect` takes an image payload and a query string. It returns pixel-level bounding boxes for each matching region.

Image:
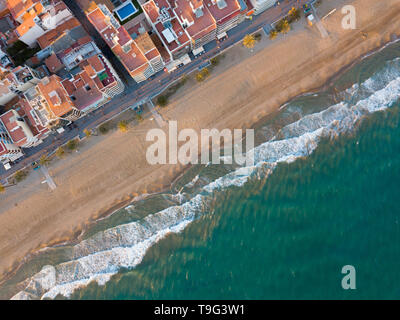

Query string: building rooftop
[173,0,217,40]
[88,55,106,73]
[143,0,192,54]
[58,40,99,70]
[0,97,49,146]
[129,22,162,61]
[37,17,81,49]
[0,109,27,146]
[203,0,241,23]
[37,75,74,118]
[45,53,64,74]
[7,0,40,21]
[87,3,150,76]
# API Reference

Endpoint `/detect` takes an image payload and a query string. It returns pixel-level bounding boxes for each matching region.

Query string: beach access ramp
[311,3,328,38]
[40,166,56,190]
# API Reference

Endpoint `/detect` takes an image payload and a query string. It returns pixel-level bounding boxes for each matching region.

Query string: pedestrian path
[148,100,167,128]
[40,166,56,190]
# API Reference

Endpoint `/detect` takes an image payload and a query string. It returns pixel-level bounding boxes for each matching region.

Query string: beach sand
[0,0,399,283]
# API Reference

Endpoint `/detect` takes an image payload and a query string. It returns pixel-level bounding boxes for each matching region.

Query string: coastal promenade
[0,0,309,183]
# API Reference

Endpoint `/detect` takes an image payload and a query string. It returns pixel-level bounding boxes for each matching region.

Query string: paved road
[0,0,311,183]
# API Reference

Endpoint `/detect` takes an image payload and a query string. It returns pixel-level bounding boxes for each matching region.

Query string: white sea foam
[12,62,400,300]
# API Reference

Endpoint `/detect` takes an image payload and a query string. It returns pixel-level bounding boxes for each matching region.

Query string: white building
[11,0,73,47]
[249,0,277,15]
[0,66,41,105]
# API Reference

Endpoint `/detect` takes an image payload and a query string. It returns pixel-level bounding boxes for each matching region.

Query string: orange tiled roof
[37,17,80,49]
[37,75,74,118]
[174,0,216,40]
[45,53,64,73]
[7,0,40,20]
[86,55,105,73]
[87,5,149,75]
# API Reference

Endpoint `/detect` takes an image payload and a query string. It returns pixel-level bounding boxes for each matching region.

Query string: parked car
[31,161,40,171]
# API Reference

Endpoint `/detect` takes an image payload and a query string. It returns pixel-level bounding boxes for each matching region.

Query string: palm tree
[281,19,291,34]
[196,68,209,82]
[243,34,256,49]
[196,72,204,82]
[118,120,129,132]
[66,139,78,150]
[14,170,27,183]
[269,30,278,40]
[83,129,92,138]
[135,114,143,122]
[39,154,50,166]
[56,146,65,158]
[157,95,168,107]
[288,7,300,22]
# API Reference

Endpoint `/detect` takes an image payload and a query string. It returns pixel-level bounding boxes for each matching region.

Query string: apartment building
[249,0,276,15]
[0,97,49,149]
[0,95,50,165]
[173,0,217,50]
[7,0,73,46]
[86,2,163,83]
[0,119,23,165]
[142,0,249,63]
[60,54,124,113]
[36,74,81,124]
[143,0,192,63]
[203,0,246,37]
[0,65,41,105]
[37,16,124,102]
[127,22,165,74]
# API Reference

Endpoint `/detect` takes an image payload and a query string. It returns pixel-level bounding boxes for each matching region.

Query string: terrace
[60,41,99,70]
[113,0,143,24]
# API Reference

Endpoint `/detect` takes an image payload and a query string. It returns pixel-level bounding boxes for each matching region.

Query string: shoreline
[1,0,400,293]
[0,165,191,288]
[2,32,400,291]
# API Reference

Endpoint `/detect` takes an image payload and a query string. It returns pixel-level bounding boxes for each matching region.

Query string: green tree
[66,139,78,150]
[157,95,168,107]
[56,147,65,158]
[210,56,220,66]
[118,120,129,132]
[14,170,28,183]
[243,34,256,49]
[254,33,262,41]
[99,124,109,135]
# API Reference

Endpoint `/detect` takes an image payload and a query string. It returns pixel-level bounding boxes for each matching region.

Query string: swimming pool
[114,1,138,21]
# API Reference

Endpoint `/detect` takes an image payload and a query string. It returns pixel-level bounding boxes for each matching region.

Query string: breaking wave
[12,58,400,299]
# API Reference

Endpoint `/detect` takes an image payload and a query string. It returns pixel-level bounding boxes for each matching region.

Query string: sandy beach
[0,0,399,284]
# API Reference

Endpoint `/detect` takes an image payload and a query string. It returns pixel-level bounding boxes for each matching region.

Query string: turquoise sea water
[2,41,400,300]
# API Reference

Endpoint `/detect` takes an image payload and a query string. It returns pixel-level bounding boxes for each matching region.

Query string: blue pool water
[115,2,137,21]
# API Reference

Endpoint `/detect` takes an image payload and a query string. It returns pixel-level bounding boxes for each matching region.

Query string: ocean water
[2,41,400,300]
